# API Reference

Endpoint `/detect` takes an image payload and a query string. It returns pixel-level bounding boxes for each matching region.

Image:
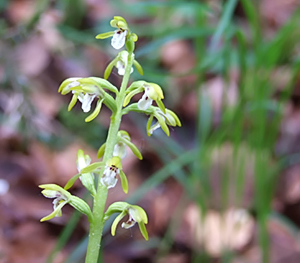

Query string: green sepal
[89,77,118,94]
[121,103,151,116]
[156,113,170,136]
[64,173,81,190]
[119,137,143,160]
[40,201,68,222]
[80,162,103,173]
[80,172,96,197]
[131,33,138,42]
[156,99,166,114]
[119,170,128,194]
[132,205,148,224]
[138,221,148,240]
[68,93,79,111]
[58,77,80,94]
[85,99,104,122]
[104,58,118,80]
[123,87,143,107]
[69,196,93,222]
[111,20,127,29]
[39,184,71,199]
[167,109,181,126]
[95,31,115,39]
[126,81,145,93]
[104,201,128,220]
[133,60,143,75]
[146,114,154,136]
[111,211,127,236]
[97,143,106,158]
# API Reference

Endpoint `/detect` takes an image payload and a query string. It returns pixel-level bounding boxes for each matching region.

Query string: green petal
[97,143,106,158]
[104,201,129,220]
[123,88,143,107]
[68,93,78,111]
[104,59,116,80]
[119,170,128,194]
[85,98,104,122]
[64,173,81,190]
[156,114,169,136]
[120,138,143,160]
[156,99,166,114]
[167,110,181,126]
[111,211,127,236]
[146,114,154,136]
[131,33,138,42]
[40,201,67,222]
[39,184,71,198]
[138,222,149,240]
[149,83,164,99]
[58,78,80,94]
[132,205,148,224]
[133,60,143,75]
[95,31,114,39]
[80,162,103,173]
[89,77,118,94]
[126,81,145,93]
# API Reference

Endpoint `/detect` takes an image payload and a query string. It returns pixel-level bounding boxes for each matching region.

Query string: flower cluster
[104,202,148,240]
[40,16,182,245]
[39,184,92,222]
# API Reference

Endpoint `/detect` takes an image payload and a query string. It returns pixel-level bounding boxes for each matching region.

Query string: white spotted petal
[77,93,96,113]
[111,29,127,49]
[138,91,153,110]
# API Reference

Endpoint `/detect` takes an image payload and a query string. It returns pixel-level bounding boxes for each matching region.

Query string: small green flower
[39,184,71,221]
[124,81,165,113]
[39,184,93,222]
[76,149,96,196]
[58,77,117,121]
[104,50,143,79]
[147,108,181,136]
[104,202,148,240]
[100,156,128,193]
[96,16,138,50]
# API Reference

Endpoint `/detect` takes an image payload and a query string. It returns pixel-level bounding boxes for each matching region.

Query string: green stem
[85,52,134,263]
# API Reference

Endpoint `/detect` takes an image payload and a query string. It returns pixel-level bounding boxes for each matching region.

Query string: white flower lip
[100,165,119,189]
[77,93,96,113]
[116,60,134,76]
[138,91,153,110]
[111,29,127,49]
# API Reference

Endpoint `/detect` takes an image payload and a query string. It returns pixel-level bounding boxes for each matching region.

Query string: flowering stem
[85,51,134,263]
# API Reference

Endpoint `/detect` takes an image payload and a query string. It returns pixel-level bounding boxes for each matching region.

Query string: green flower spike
[124,81,165,113]
[39,184,93,222]
[95,16,138,51]
[100,156,128,193]
[147,108,181,136]
[104,50,143,79]
[104,202,148,240]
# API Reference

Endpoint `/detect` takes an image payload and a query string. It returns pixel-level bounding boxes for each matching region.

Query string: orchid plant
[39,16,181,263]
